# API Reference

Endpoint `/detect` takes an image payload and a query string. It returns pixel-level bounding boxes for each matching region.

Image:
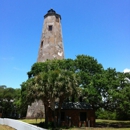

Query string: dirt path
[0,125,15,130]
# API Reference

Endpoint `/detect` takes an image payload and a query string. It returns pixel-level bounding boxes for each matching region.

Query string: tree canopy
[1,55,130,122]
[21,58,79,125]
[20,54,130,124]
[0,85,21,118]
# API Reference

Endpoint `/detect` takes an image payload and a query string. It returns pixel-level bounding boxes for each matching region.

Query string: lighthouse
[26,9,64,118]
[37,9,64,62]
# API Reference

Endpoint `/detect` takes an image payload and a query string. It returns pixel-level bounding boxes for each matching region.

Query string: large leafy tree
[103,70,130,119]
[0,85,6,114]
[2,87,15,117]
[96,68,130,120]
[21,54,130,122]
[21,59,79,126]
[114,72,130,119]
[0,85,21,118]
[75,55,104,109]
[13,88,21,117]
[101,68,119,111]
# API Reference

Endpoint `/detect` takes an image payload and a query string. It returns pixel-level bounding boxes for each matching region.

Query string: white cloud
[123,68,130,73]
[1,57,14,61]
[13,67,23,71]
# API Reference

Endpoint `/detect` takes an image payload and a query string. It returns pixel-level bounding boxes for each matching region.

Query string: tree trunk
[53,109,57,128]
[57,102,62,127]
[44,105,48,127]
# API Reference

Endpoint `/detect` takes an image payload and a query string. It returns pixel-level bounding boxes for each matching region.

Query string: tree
[0,85,21,118]
[99,68,119,111]
[13,88,21,117]
[75,55,104,109]
[21,59,79,127]
[21,81,33,117]
[21,54,130,122]
[0,85,6,114]
[97,68,130,120]
[104,70,130,119]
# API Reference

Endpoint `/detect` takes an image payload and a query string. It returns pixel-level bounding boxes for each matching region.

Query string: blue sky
[0,0,130,88]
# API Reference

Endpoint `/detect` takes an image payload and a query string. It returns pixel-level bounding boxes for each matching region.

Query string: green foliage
[24,59,79,103]
[96,108,116,120]
[75,55,104,109]
[21,59,79,126]
[0,85,21,118]
[21,54,130,121]
[101,70,130,119]
[21,81,31,117]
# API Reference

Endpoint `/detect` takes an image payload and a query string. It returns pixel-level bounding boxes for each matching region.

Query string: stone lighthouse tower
[26,9,64,118]
[37,9,64,62]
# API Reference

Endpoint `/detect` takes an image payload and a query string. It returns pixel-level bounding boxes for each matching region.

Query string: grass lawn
[19,118,44,124]
[96,119,130,129]
[66,127,130,130]
[0,125,15,130]
[19,119,130,130]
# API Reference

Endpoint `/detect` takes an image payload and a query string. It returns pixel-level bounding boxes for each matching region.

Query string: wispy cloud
[13,67,24,71]
[1,57,14,61]
[124,68,130,73]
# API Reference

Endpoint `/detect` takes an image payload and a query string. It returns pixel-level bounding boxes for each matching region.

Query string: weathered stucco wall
[26,9,64,119]
[26,100,45,119]
[37,14,64,62]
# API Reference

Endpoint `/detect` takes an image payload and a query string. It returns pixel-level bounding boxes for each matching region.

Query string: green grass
[19,119,130,130]
[0,125,15,130]
[69,128,130,130]
[86,119,130,130]
[97,119,130,123]
[19,118,44,124]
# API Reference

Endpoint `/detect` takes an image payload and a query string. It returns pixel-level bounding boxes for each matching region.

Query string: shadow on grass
[96,120,130,128]
[32,122,64,130]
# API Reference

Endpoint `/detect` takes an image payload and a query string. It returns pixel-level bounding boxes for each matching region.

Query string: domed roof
[48,9,56,14]
[44,9,61,19]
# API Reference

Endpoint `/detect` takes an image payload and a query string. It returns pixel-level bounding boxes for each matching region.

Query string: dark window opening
[40,41,43,48]
[0,108,2,113]
[71,96,75,102]
[80,112,86,121]
[48,25,53,31]
[56,17,59,22]
[79,96,83,102]
[61,112,65,121]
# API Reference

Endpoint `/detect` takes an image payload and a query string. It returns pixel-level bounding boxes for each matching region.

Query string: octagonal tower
[37,9,64,62]
[26,9,64,119]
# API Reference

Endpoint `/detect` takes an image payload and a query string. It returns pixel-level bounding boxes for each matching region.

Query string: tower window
[56,16,59,22]
[48,25,52,31]
[40,41,43,48]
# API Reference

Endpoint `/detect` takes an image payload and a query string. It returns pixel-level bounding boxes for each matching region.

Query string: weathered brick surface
[26,9,64,119]
[48,108,95,127]
[37,10,64,62]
